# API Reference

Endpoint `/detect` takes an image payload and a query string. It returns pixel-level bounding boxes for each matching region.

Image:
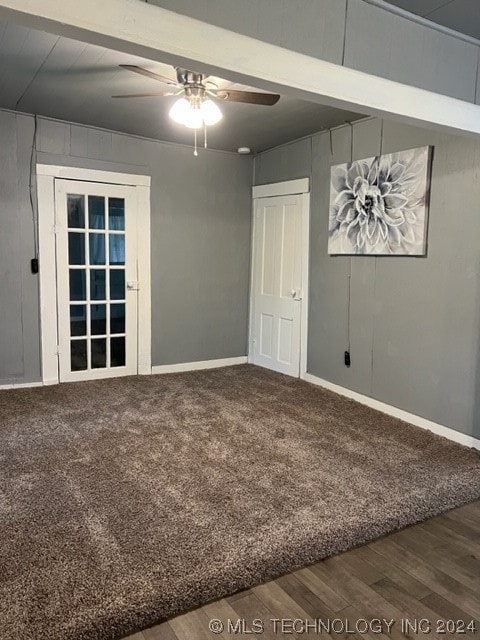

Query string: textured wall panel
[0,111,253,382]
[148,0,347,64]
[255,116,480,438]
[0,111,25,380]
[254,138,312,185]
[371,120,480,438]
[344,0,478,102]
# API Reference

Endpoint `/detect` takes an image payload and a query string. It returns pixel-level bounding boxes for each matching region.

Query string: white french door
[250,193,306,377]
[55,179,138,382]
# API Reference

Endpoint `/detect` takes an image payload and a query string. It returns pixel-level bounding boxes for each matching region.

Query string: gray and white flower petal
[328,146,430,255]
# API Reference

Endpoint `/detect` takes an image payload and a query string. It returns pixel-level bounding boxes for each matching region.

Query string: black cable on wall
[29,114,39,267]
[347,122,354,355]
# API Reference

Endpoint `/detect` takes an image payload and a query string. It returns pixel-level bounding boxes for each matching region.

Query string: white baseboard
[302,372,480,451]
[0,380,44,390]
[0,360,248,388]
[151,356,248,375]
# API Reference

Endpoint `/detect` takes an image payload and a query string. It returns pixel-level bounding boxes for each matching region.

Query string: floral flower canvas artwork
[328,146,432,255]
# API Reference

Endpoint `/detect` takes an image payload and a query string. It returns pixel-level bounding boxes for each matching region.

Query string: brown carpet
[0,365,479,640]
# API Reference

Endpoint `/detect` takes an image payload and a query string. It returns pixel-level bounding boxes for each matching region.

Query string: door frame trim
[252,178,310,199]
[249,178,310,377]
[36,164,151,384]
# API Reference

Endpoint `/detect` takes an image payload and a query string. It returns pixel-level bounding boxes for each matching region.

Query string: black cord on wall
[341,0,349,67]
[29,115,39,272]
[329,121,355,364]
[346,267,352,352]
[347,122,354,355]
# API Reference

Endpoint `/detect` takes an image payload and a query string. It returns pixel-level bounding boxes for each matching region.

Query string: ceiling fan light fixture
[169,98,200,128]
[169,97,223,129]
[200,99,223,126]
[183,108,204,130]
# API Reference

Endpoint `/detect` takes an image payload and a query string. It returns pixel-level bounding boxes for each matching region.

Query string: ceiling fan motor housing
[184,85,206,100]
[176,67,205,87]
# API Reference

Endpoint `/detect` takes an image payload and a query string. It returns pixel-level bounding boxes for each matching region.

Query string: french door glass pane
[63,185,131,377]
[89,196,105,229]
[71,340,87,371]
[109,235,125,265]
[109,198,125,230]
[67,195,85,228]
[91,304,107,335]
[90,269,106,301]
[110,304,125,334]
[111,337,126,367]
[110,270,125,300]
[69,270,86,301]
[68,232,85,265]
[91,338,107,369]
[89,233,105,265]
[70,305,86,337]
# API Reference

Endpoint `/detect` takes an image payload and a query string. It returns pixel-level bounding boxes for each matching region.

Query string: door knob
[290,289,302,301]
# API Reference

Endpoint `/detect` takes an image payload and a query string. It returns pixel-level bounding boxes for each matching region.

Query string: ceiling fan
[113,65,281,155]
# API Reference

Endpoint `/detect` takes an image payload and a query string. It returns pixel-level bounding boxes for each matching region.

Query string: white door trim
[36,164,151,186]
[252,178,310,199]
[36,164,151,384]
[249,179,310,377]
[299,191,310,377]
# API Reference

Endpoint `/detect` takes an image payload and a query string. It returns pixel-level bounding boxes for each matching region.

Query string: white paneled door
[250,194,306,377]
[55,179,138,382]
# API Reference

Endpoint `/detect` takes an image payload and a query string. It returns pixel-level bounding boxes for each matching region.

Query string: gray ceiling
[386,0,480,39]
[3,2,475,152]
[0,22,363,153]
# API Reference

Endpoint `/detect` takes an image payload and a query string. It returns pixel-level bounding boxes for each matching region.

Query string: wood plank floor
[126,501,480,640]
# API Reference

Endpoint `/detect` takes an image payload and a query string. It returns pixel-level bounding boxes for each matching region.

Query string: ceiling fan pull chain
[204,123,208,150]
[194,128,198,157]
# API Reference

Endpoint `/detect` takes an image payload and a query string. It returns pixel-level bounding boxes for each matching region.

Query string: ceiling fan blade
[215,90,280,106]
[119,64,176,85]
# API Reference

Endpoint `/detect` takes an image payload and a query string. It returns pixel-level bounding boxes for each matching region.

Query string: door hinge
[55,345,61,355]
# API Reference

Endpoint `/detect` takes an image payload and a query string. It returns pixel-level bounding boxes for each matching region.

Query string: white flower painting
[328,146,432,255]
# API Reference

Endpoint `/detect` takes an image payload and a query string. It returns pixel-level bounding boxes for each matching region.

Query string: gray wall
[255,118,480,440]
[149,0,480,105]
[0,110,252,384]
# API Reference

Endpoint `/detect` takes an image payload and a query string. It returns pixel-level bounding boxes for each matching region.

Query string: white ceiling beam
[0,0,479,137]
